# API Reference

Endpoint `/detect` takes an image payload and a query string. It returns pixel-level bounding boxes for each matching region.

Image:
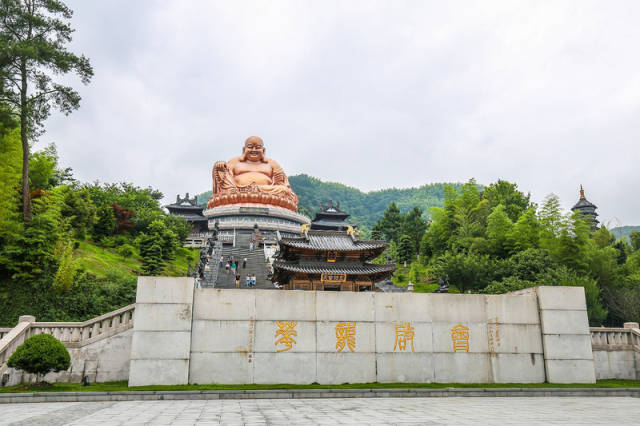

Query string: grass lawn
[391,263,460,293]
[2,380,639,394]
[74,240,198,279]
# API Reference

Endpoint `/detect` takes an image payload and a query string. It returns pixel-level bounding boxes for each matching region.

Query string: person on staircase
[245,274,251,288]
[243,258,247,269]
[251,274,257,287]
[235,273,241,288]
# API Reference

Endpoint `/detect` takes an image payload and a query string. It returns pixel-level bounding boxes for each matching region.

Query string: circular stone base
[204,204,310,241]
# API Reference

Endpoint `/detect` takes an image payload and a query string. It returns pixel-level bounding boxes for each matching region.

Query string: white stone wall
[4,329,132,386]
[187,290,547,385]
[128,279,597,385]
[128,277,195,386]
[534,286,596,383]
[593,350,639,380]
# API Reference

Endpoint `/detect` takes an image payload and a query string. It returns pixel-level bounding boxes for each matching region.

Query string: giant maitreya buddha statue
[207,136,299,211]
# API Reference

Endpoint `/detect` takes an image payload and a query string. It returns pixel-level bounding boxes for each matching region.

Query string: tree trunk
[20,58,31,222]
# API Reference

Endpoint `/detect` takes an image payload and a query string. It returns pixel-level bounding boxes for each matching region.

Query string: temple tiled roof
[572,198,597,210]
[272,260,395,275]
[279,231,387,252]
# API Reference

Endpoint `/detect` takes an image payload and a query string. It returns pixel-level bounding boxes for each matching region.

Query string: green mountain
[197,174,464,230]
[611,226,640,241]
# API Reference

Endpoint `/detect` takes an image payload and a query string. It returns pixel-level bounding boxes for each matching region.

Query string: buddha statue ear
[261,147,267,163]
[240,146,247,161]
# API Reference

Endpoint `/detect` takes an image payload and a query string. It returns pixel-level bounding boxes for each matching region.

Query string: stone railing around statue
[0,304,135,386]
[590,322,640,380]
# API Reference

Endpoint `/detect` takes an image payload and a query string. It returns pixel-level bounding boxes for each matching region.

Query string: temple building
[272,202,395,291]
[572,185,599,231]
[204,136,309,244]
[165,193,208,233]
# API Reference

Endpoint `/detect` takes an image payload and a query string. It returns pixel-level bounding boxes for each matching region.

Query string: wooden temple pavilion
[272,201,395,291]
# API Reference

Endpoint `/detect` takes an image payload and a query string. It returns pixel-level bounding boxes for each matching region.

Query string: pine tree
[0,0,93,221]
[397,234,414,263]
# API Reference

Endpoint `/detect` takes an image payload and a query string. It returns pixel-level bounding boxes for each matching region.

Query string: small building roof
[272,260,395,275]
[571,185,597,210]
[310,200,353,231]
[279,231,387,252]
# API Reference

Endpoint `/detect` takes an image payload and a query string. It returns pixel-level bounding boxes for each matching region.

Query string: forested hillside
[0,134,198,326]
[197,174,468,231]
[612,226,640,241]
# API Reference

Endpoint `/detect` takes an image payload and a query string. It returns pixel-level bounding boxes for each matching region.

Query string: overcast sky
[43,1,640,226]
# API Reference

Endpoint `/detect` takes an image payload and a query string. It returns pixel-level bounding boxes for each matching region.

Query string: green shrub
[117,244,135,258]
[7,334,70,379]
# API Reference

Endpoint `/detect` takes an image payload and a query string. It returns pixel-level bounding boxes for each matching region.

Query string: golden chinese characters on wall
[270,320,473,354]
[274,321,298,352]
[451,324,470,352]
[394,322,415,352]
[335,322,356,352]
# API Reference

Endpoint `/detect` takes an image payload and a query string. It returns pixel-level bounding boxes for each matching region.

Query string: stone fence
[0,304,135,385]
[590,322,640,380]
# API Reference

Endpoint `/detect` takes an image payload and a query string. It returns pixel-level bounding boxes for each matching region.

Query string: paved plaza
[2,397,639,425]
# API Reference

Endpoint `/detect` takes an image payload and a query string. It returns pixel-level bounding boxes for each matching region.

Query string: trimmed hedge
[7,334,70,377]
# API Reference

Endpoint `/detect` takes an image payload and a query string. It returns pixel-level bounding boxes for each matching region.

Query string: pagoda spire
[579,185,585,200]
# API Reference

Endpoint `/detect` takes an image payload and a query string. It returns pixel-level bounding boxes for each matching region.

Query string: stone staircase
[214,233,273,289]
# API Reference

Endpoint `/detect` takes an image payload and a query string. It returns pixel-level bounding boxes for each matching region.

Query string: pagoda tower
[571,185,599,231]
[272,201,395,291]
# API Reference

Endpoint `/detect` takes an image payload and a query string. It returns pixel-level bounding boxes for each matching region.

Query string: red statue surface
[207,136,299,211]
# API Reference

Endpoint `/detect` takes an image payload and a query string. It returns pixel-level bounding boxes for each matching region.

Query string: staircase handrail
[0,329,11,341]
[590,326,640,352]
[0,321,32,368]
[28,304,136,348]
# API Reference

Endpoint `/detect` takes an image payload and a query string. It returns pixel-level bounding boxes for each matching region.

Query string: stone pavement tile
[2,397,640,425]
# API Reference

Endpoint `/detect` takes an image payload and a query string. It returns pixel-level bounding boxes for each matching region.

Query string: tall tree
[378,201,403,243]
[482,180,531,222]
[485,204,513,258]
[402,206,427,254]
[0,0,92,221]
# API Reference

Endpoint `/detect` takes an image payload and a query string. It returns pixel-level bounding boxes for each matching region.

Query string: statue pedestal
[204,204,310,243]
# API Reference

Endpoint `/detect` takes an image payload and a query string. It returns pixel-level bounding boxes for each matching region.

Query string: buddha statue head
[241,136,267,163]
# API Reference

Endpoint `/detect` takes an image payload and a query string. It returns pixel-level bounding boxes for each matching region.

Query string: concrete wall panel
[490,353,545,383]
[486,295,539,324]
[253,352,316,384]
[191,320,251,353]
[376,353,434,383]
[316,292,374,322]
[193,289,256,320]
[130,331,191,359]
[316,321,375,353]
[542,334,593,360]
[254,320,316,353]
[540,310,590,335]
[316,353,376,384]
[431,322,489,354]
[133,303,192,331]
[189,353,252,384]
[433,353,492,383]
[428,294,487,322]
[492,324,543,354]
[536,286,587,311]
[129,359,189,386]
[374,293,431,322]
[545,359,597,383]
[375,322,432,353]
[255,290,316,321]
[593,350,638,380]
[136,277,195,304]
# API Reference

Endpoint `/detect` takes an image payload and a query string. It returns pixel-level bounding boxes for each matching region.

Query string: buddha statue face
[242,136,266,163]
